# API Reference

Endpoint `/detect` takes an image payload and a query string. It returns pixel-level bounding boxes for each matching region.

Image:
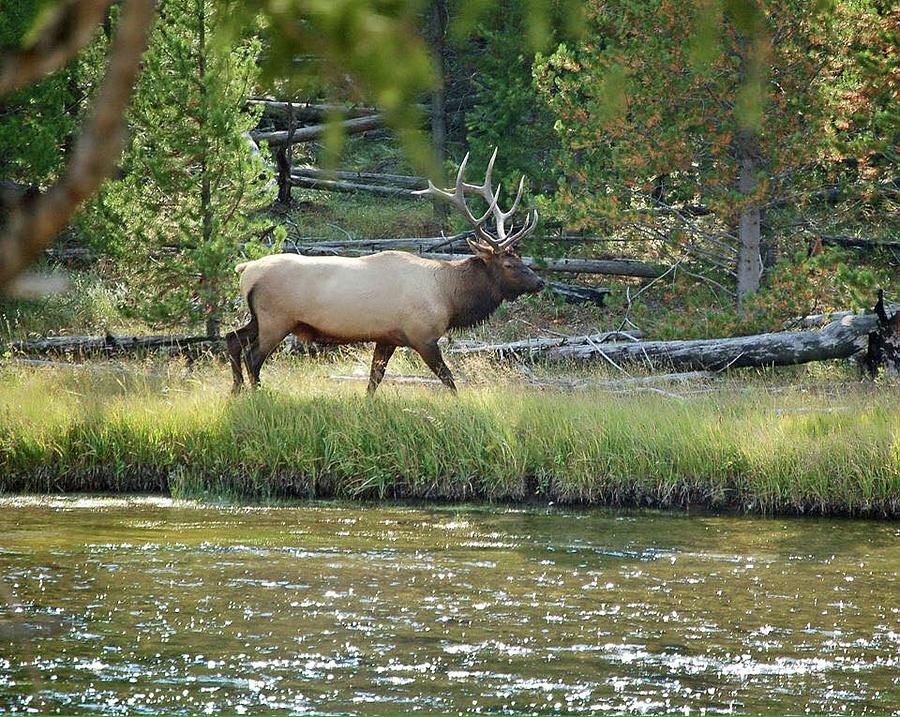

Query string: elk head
[416,149,544,300]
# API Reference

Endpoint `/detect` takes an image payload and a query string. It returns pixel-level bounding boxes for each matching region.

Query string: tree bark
[275,101,295,204]
[735,135,761,306]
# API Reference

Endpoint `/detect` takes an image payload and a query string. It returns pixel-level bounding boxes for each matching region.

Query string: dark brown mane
[443,256,504,330]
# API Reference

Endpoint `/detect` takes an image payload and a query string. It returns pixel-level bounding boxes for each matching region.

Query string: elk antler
[415,148,538,254]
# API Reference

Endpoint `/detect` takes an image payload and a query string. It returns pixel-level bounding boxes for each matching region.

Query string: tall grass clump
[0,362,897,516]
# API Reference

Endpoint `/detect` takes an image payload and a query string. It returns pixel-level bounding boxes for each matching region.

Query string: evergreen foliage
[0,0,81,185]
[99,0,272,335]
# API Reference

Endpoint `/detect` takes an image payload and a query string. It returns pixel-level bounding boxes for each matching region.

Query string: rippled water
[0,497,898,715]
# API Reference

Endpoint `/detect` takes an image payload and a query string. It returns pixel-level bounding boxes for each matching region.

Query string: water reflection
[0,497,897,714]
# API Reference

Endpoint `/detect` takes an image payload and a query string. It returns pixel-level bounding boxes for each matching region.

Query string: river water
[0,497,897,715]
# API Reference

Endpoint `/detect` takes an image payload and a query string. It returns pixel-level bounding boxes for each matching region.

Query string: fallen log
[282,236,471,253]
[280,235,628,253]
[818,235,900,253]
[282,243,667,278]
[248,100,380,121]
[291,166,426,189]
[546,281,610,306]
[449,330,640,357]
[9,333,223,358]
[289,175,419,198]
[546,307,897,371]
[250,114,383,148]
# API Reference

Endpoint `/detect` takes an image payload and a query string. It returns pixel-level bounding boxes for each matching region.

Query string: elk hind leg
[247,316,291,388]
[367,343,396,395]
[226,315,258,394]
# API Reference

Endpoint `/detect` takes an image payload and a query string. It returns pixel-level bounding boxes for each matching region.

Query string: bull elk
[226,149,544,394]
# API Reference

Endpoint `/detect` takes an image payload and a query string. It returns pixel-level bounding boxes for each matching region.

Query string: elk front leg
[414,341,457,394]
[367,343,396,395]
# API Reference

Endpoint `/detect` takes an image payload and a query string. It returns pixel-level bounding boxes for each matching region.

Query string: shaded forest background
[1,0,897,343]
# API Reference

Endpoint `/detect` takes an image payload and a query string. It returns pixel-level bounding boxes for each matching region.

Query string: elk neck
[441,256,505,330]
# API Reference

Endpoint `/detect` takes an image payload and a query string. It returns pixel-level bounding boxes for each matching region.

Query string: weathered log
[9,333,224,357]
[281,236,470,253]
[818,235,900,253]
[250,114,383,147]
[291,166,426,189]
[546,281,610,306]
[281,235,621,252]
[289,175,419,198]
[448,331,641,357]
[547,310,894,370]
[785,310,854,329]
[282,243,667,278]
[247,100,381,121]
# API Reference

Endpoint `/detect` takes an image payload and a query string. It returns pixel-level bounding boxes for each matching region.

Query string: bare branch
[0,0,114,96]
[0,0,157,290]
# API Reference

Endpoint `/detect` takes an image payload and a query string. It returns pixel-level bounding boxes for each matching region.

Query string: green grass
[1,358,897,516]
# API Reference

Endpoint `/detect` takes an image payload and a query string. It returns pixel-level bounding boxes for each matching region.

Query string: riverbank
[1,360,897,516]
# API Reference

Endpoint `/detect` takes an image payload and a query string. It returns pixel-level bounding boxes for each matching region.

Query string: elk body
[226,150,543,394]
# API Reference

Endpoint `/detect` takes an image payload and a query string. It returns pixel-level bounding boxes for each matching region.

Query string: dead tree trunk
[276,147,292,203]
[735,131,761,306]
[864,290,900,376]
[275,101,295,204]
[546,308,894,371]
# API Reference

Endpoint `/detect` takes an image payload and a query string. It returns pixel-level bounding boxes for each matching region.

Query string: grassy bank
[0,359,897,516]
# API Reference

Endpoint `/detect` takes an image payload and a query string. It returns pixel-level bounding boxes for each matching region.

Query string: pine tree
[103,0,271,336]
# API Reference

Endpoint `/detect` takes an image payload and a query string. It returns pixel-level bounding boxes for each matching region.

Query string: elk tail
[235,261,250,274]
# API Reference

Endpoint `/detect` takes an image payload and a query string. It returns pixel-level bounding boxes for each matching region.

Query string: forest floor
[1,357,897,517]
